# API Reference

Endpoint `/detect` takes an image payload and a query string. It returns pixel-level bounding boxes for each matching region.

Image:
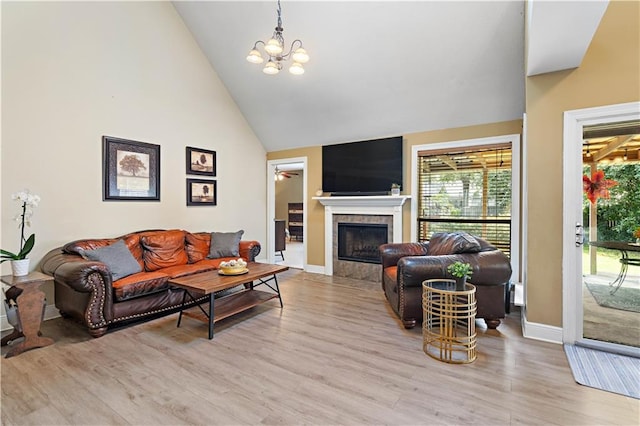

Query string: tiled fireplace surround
[314,196,411,282]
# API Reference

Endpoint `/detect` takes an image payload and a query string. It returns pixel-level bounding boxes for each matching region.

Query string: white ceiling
[173,1,606,153]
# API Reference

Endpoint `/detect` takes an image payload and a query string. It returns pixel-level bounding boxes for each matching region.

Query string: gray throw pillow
[80,239,142,281]
[208,230,244,258]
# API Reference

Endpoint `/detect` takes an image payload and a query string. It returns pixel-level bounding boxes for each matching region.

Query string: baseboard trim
[521,309,563,344]
[305,264,325,275]
[1,304,61,332]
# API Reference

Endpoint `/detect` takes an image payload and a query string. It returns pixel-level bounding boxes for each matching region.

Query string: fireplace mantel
[313,195,410,208]
[313,195,411,276]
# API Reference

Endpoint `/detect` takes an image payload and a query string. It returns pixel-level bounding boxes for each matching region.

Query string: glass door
[580,122,640,352]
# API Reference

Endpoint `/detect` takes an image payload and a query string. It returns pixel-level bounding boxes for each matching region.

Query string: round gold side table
[422,279,477,364]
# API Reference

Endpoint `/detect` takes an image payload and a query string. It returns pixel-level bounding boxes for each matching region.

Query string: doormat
[564,344,640,399]
[585,282,640,313]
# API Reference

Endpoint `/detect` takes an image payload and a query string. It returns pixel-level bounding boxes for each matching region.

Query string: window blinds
[417,143,512,257]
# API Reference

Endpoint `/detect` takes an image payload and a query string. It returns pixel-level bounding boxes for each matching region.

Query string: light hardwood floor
[2,269,639,425]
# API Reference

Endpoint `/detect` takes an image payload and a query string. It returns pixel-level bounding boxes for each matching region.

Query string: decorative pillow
[208,230,244,258]
[79,239,142,281]
[428,232,481,256]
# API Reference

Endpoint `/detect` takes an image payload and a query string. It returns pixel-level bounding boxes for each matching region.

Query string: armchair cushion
[427,231,481,256]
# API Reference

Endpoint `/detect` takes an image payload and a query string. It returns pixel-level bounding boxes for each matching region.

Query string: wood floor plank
[2,269,638,425]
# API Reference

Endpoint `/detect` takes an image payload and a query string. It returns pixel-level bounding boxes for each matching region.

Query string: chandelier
[246,0,310,75]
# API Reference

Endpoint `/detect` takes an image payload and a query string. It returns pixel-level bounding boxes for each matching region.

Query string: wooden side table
[1,271,54,358]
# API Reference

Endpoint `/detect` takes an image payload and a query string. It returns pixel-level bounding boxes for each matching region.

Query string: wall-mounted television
[322,136,403,196]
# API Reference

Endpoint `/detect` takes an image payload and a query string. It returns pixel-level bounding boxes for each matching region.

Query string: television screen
[322,136,403,195]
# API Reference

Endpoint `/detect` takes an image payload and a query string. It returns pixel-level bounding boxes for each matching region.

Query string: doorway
[267,157,307,269]
[562,102,640,357]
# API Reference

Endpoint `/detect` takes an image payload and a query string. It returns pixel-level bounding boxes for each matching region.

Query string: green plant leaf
[447,261,473,278]
[16,234,35,259]
[0,249,19,262]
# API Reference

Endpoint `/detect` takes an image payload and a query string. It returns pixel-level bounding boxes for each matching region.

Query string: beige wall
[275,171,304,226]
[525,0,640,326]
[1,3,267,306]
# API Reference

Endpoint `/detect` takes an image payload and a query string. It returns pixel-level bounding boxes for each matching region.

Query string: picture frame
[103,136,160,201]
[187,178,217,206]
[186,146,216,176]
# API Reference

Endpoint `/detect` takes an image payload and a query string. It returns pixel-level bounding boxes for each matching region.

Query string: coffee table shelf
[181,289,279,324]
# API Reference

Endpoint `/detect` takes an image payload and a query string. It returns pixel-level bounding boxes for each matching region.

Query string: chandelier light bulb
[263,61,280,75]
[265,38,283,55]
[246,49,264,64]
[292,47,309,64]
[289,62,305,75]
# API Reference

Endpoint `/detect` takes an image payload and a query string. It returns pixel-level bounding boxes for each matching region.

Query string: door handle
[575,223,584,247]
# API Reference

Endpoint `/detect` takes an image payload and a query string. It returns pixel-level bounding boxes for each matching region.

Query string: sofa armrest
[380,243,429,268]
[239,240,261,262]
[41,248,114,328]
[397,255,452,288]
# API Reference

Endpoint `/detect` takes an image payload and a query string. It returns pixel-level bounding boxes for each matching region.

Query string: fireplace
[313,194,410,281]
[338,223,388,264]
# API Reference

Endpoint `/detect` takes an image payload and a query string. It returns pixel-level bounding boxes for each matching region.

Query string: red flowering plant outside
[583,170,618,204]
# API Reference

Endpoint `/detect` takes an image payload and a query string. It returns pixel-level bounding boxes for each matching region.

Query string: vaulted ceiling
[173,1,608,153]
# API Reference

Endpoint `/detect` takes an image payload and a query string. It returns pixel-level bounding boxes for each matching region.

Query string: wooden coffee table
[169,262,288,339]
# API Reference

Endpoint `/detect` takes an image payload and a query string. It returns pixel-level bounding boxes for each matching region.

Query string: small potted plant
[390,183,401,196]
[447,261,473,291]
[1,190,40,276]
[634,226,640,244]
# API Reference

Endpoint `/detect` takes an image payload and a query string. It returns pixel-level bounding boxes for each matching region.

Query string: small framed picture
[103,136,160,201]
[187,178,217,206]
[186,146,216,176]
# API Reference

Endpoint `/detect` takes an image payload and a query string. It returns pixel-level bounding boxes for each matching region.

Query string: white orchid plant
[1,190,40,263]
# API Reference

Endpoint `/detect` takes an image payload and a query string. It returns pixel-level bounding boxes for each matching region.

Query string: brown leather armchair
[380,232,512,329]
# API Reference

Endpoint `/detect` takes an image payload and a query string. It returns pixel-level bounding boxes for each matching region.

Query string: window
[417,143,512,257]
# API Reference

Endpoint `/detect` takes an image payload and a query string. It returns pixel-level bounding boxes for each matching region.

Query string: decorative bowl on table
[218,258,248,275]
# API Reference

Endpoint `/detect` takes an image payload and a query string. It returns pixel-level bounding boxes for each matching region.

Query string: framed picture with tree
[103,136,160,201]
[187,178,217,206]
[186,146,216,176]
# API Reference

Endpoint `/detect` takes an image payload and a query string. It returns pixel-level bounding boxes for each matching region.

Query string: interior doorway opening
[267,158,307,270]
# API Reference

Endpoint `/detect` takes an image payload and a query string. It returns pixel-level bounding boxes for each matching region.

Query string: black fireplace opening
[338,223,388,264]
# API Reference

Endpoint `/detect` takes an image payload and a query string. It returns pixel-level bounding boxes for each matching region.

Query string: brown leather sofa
[380,232,512,329]
[41,229,260,337]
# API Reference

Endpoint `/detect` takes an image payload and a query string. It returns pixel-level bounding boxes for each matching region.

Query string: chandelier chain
[276,0,283,30]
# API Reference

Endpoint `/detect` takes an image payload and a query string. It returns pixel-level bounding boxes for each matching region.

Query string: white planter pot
[11,258,30,277]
